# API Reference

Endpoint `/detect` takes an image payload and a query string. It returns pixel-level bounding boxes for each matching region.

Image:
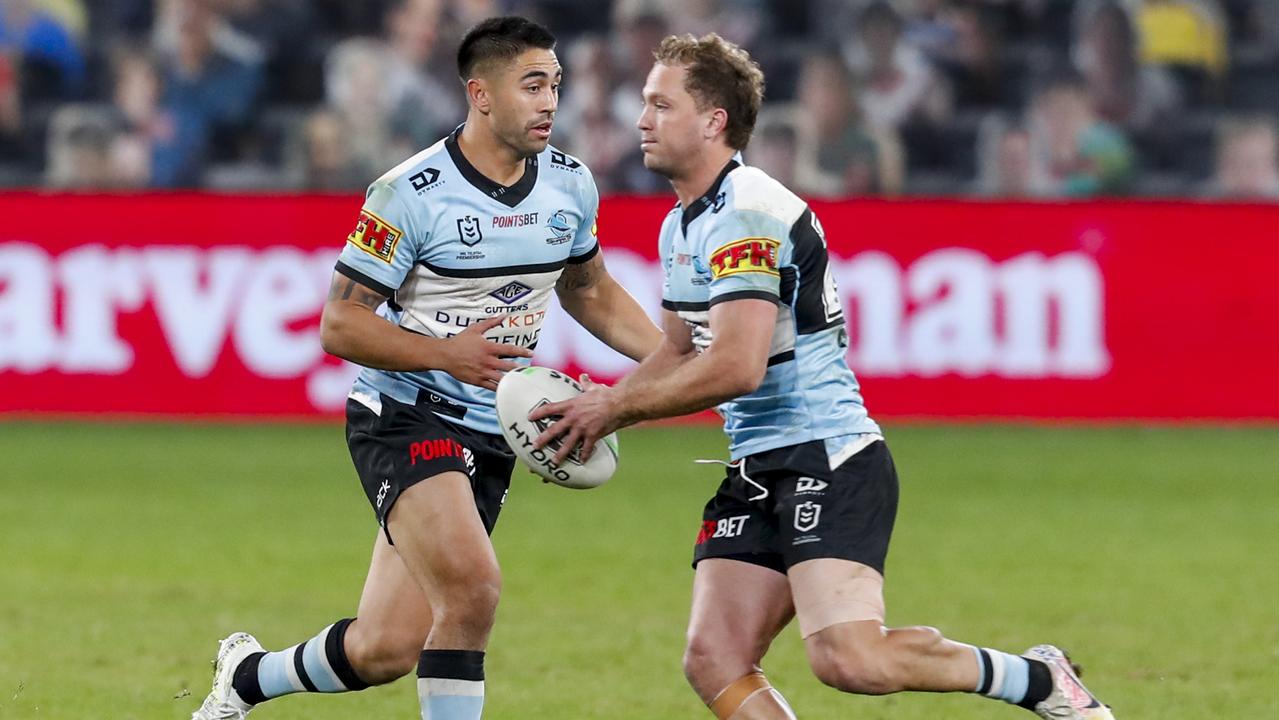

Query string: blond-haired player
[533,33,1115,720]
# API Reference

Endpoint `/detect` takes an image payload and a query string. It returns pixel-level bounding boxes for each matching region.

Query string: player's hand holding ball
[527,372,622,465]
[440,316,533,391]
[496,367,620,489]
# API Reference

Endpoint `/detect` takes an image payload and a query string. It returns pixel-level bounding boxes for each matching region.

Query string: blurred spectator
[324,38,398,180]
[899,0,956,59]
[1074,0,1182,132]
[0,0,1276,198]
[44,104,117,188]
[1208,116,1279,199]
[661,0,765,51]
[930,2,1014,111]
[789,51,904,197]
[300,108,366,191]
[610,9,669,131]
[596,8,671,193]
[36,1,87,36]
[382,0,466,157]
[1245,0,1279,49]
[749,118,799,189]
[556,36,633,192]
[108,46,175,188]
[844,1,951,130]
[452,0,504,30]
[975,115,1033,197]
[0,52,25,160]
[150,0,264,187]
[1133,0,1228,100]
[0,0,87,99]
[92,0,154,39]
[1028,76,1135,196]
[219,0,321,103]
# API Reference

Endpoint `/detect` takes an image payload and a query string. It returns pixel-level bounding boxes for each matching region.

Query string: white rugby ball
[495,366,619,489]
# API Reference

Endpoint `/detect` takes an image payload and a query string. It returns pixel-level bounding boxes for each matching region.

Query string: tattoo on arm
[557,254,605,293]
[327,275,388,309]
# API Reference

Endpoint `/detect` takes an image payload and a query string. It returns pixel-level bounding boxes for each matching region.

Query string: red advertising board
[1,192,1276,420]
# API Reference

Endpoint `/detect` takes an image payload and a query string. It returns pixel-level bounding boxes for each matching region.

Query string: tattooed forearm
[326,275,388,309]
[327,277,355,301]
[557,254,605,293]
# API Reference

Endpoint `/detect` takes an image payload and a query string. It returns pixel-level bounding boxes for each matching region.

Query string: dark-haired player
[191,16,660,720]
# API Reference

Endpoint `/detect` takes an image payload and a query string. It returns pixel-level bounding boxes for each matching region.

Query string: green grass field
[1,422,1276,719]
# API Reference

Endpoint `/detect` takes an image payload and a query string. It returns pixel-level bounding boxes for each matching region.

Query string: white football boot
[191,632,263,720]
[1024,645,1115,720]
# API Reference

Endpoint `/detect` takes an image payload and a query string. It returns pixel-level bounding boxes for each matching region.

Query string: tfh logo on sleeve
[709,238,780,279]
[348,209,403,263]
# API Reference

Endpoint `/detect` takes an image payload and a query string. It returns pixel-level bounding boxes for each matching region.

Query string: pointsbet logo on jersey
[709,238,780,279]
[348,209,403,263]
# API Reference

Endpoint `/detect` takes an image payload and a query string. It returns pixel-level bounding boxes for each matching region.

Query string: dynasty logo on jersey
[348,209,403,263]
[709,237,780,279]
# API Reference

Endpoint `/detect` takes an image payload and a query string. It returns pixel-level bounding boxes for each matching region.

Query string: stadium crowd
[2,0,1278,198]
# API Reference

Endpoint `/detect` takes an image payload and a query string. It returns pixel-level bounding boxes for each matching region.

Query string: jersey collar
[446,125,539,209]
[681,158,740,233]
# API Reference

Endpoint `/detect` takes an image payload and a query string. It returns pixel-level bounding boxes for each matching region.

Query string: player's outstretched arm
[320,272,532,391]
[555,253,662,362]
[615,297,773,422]
[531,298,774,463]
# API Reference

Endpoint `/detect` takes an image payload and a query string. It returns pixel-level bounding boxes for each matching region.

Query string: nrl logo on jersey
[545,210,574,245]
[457,215,483,246]
[489,280,533,305]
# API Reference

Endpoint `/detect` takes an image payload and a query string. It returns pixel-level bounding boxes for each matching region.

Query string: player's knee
[807,634,897,695]
[681,636,718,691]
[344,625,421,684]
[434,576,501,637]
[683,630,763,701]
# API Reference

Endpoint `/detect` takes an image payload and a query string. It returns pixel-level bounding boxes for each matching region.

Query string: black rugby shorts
[345,394,515,542]
[692,439,899,574]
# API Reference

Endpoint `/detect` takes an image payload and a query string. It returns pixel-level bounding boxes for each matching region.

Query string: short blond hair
[654,33,764,150]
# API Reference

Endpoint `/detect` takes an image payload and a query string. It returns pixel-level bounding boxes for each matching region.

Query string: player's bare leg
[793,559,977,694]
[343,530,435,683]
[684,559,797,720]
[193,481,473,720]
[792,558,1114,718]
[194,535,425,719]
[387,470,501,720]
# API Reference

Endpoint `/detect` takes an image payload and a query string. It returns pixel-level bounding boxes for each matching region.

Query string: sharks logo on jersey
[659,160,880,460]
[335,126,599,435]
[545,210,574,245]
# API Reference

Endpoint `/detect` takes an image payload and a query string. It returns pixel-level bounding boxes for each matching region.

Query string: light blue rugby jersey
[335,126,600,435]
[660,159,881,462]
